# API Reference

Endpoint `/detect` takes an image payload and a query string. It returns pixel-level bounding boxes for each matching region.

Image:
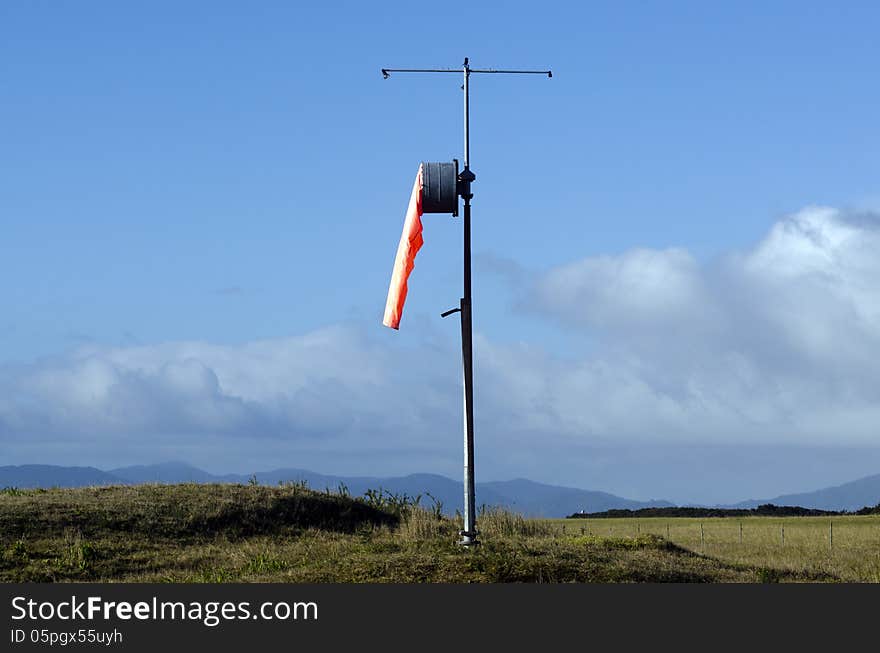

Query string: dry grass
[0,485,840,583]
[547,515,880,582]
[477,506,555,539]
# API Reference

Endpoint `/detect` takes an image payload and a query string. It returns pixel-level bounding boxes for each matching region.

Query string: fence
[549,515,880,582]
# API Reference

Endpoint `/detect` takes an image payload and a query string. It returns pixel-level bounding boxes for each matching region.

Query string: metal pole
[459,57,478,546]
[830,519,833,554]
[463,58,470,169]
[380,58,550,546]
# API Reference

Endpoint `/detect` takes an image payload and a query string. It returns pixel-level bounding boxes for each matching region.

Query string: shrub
[362,488,420,518]
[59,530,96,573]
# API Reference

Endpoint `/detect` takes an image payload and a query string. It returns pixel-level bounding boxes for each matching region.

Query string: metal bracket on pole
[457,168,475,200]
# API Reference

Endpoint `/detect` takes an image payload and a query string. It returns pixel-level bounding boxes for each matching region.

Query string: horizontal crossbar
[381,68,551,77]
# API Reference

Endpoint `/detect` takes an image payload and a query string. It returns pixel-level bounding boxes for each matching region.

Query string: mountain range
[2,462,880,516]
[731,473,880,512]
[0,462,669,517]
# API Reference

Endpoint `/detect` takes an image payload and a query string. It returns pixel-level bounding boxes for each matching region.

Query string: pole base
[457,531,480,547]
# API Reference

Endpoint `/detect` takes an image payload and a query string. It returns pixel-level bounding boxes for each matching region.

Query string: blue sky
[3,2,880,503]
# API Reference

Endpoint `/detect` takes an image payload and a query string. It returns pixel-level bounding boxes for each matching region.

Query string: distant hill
[0,463,670,517]
[480,478,674,516]
[0,465,123,488]
[7,463,880,515]
[110,462,224,484]
[732,473,880,512]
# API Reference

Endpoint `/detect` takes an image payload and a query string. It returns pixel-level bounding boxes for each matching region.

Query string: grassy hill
[0,483,830,583]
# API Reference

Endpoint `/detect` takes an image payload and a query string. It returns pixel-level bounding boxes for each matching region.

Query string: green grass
[0,484,845,583]
[549,515,880,582]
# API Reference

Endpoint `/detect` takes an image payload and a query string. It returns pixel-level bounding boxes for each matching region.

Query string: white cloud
[532,246,709,332]
[523,206,880,444]
[0,325,460,451]
[2,206,880,471]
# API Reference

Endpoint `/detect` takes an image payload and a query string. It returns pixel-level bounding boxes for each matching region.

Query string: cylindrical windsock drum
[420,161,459,215]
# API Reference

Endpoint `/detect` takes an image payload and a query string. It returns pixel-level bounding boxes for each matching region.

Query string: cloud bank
[525,206,880,444]
[3,206,880,473]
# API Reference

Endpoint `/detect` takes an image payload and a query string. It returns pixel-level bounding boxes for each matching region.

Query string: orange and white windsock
[383,165,424,329]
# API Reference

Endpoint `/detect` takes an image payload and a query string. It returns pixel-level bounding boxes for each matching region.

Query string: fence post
[740,521,743,544]
[830,520,833,555]
[781,524,785,546]
[666,523,670,540]
[700,523,705,553]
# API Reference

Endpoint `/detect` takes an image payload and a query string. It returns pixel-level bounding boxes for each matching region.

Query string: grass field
[1,484,875,582]
[548,516,880,582]
[0,483,841,583]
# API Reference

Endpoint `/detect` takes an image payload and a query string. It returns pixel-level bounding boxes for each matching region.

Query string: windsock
[382,165,424,329]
